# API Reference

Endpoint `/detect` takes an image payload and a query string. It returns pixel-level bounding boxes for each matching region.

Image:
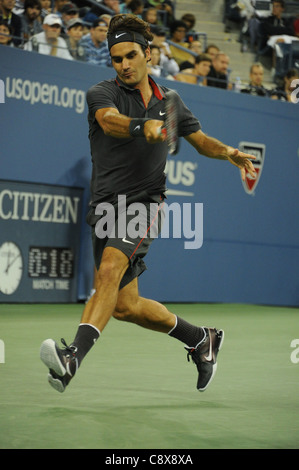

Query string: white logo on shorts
[122,237,134,245]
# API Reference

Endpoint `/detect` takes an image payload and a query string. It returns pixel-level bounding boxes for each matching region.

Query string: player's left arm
[185,129,257,181]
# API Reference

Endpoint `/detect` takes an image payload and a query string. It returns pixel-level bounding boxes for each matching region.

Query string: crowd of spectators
[223,0,299,83]
[0,0,298,102]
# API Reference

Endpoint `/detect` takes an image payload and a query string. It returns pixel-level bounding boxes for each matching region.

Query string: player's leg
[114,277,176,333]
[113,278,224,392]
[113,277,203,343]
[39,246,130,392]
[80,246,130,331]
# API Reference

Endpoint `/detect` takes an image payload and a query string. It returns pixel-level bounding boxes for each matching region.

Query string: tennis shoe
[40,338,78,393]
[185,327,224,392]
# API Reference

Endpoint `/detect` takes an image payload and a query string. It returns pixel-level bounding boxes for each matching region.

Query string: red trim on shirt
[149,76,165,100]
[115,76,165,101]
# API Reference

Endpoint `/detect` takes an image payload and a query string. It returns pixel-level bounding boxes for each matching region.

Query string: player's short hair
[108,14,153,43]
[107,14,153,55]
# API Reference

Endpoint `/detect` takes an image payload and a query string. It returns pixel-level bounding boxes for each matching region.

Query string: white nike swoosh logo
[122,237,134,245]
[159,111,166,116]
[134,125,140,131]
[66,358,78,377]
[204,331,213,361]
[115,32,127,38]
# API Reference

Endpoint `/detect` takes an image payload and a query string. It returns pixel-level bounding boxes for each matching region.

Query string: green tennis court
[1,302,298,449]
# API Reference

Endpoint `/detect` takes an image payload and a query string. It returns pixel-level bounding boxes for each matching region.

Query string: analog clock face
[0,242,23,295]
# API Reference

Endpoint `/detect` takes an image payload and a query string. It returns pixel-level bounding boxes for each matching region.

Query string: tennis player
[40,14,256,393]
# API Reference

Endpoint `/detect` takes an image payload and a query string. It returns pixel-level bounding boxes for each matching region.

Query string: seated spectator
[143,6,162,26]
[60,2,79,36]
[82,0,119,24]
[102,0,120,15]
[269,35,299,78]
[39,0,52,21]
[20,0,42,43]
[176,53,212,85]
[179,40,203,70]
[259,0,294,51]
[150,25,179,76]
[0,18,13,45]
[143,0,174,27]
[180,13,197,42]
[181,13,196,31]
[12,0,25,15]
[232,0,274,52]
[168,19,194,67]
[0,0,23,46]
[205,43,220,60]
[240,62,270,96]
[126,0,143,18]
[24,13,73,59]
[266,15,299,49]
[119,0,130,14]
[147,43,179,78]
[65,17,86,60]
[53,0,69,17]
[147,44,162,77]
[223,0,244,32]
[207,51,230,89]
[270,68,299,101]
[223,0,259,49]
[150,25,172,55]
[258,1,296,75]
[79,17,111,66]
[99,13,112,26]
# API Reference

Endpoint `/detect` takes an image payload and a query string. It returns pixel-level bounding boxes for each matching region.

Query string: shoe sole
[47,372,65,393]
[40,339,66,376]
[198,329,224,393]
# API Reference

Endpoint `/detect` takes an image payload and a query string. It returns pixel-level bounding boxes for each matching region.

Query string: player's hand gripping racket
[161,90,180,155]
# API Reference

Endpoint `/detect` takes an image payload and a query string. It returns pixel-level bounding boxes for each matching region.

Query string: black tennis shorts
[86,191,165,289]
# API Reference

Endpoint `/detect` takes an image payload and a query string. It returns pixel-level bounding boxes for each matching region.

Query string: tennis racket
[162,89,180,155]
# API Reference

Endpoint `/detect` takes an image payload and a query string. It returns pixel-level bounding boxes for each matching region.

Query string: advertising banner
[0,180,83,302]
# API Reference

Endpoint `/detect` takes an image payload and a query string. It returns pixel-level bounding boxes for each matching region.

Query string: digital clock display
[28,246,74,279]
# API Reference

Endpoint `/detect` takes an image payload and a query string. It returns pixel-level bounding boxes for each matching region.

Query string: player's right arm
[95,107,165,143]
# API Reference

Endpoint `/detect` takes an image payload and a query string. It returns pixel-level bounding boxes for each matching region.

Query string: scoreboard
[0,180,83,302]
[28,247,74,280]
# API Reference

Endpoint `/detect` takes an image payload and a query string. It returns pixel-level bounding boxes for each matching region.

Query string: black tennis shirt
[86,75,201,207]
